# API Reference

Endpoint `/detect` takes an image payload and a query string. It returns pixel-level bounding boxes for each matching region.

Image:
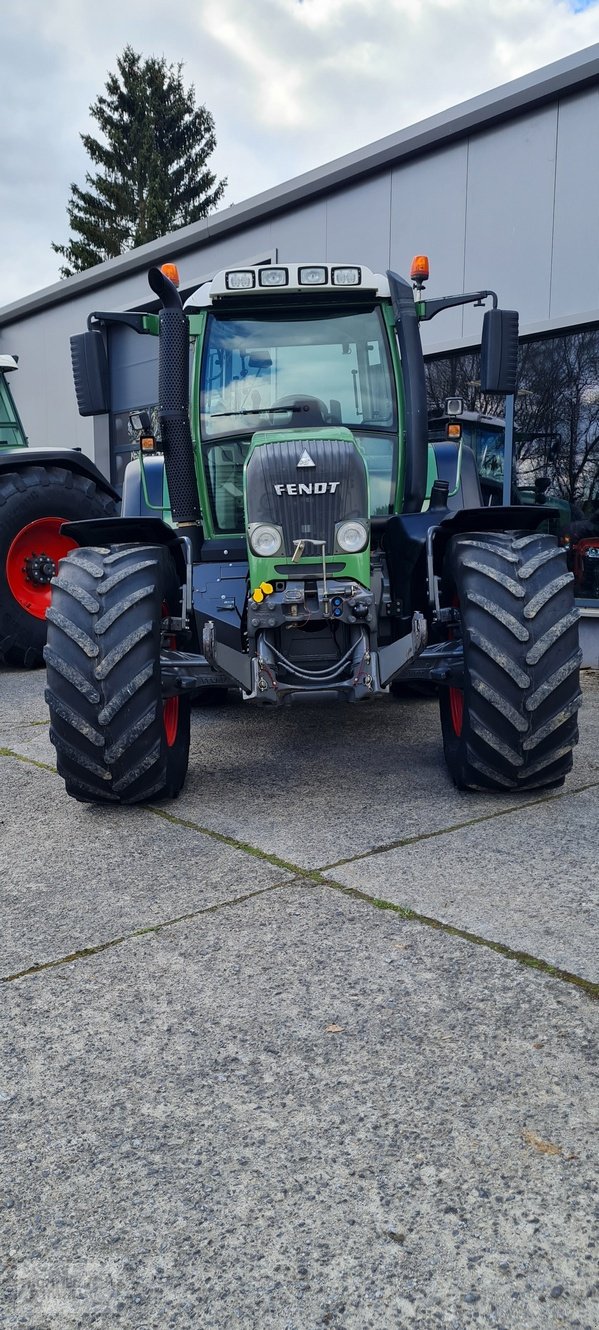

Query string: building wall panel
[462,106,557,339]
[389,142,469,346]
[550,87,599,319]
[271,199,327,261]
[324,175,391,272]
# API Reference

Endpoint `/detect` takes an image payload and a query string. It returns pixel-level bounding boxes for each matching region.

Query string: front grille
[245,434,368,555]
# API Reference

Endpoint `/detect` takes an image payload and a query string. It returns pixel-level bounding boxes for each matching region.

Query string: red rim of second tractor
[6,517,77,620]
[448,593,464,737]
[161,601,180,747]
[449,685,464,737]
[163,695,180,748]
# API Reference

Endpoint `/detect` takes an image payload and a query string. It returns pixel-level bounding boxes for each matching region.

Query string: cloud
[1,0,598,305]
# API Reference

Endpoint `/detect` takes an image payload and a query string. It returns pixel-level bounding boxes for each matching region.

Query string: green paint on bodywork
[382,302,406,512]
[248,550,369,590]
[189,313,215,536]
[244,427,371,590]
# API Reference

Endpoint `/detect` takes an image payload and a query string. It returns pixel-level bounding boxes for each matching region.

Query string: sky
[1,0,599,307]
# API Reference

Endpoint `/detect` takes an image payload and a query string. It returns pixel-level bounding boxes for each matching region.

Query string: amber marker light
[160,262,180,286]
[447,423,462,439]
[410,255,430,287]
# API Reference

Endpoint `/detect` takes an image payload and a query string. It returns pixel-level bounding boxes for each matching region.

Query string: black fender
[60,516,188,583]
[383,504,560,618]
[432,504,560,566]
[0,448,119,501]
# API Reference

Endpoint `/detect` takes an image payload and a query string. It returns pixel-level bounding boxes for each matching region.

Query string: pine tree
[53,47,227,277]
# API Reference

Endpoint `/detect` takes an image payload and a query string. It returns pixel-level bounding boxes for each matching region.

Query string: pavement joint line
[0,746,56,773]
[0,879,295,984]
[2,746,597,996]
[148,805,322,879]
[322,878,599,1001]
[319,778,599,871]
[4,745,599,877]
[148,813,599,998]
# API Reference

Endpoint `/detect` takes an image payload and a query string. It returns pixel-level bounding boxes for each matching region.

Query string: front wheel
[45,544,191,804]
[439,531,582,791]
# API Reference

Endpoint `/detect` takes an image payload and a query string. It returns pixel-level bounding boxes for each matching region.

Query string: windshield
[199,306,397,532]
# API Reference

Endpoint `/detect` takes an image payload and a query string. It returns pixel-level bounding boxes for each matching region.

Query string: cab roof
[184,262,390,310]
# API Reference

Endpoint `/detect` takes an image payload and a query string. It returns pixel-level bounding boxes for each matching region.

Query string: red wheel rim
[161,600,179,747]
[449,686,464,736]
[6,517,77,620]
[163,695,180,747]
[449,593,463,736]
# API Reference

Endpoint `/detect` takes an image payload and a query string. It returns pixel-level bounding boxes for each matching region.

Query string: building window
[425,326,599,603]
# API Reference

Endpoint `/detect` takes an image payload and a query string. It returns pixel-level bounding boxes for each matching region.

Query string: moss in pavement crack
[148,804,322,879]
[2,745,596,998]
[320,777,599,871]
[1,879,294,983]
[0,747,56,773]
[323,877,599,1000]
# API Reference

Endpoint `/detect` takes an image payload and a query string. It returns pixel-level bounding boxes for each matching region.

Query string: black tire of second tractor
[439,531,582,791]
[0,465,117,667]
[44,543,191,804]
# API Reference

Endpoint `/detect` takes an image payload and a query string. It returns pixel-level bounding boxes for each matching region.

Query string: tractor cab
[428,400,506,504]
[0,356,28,450]
[184,264,400,539]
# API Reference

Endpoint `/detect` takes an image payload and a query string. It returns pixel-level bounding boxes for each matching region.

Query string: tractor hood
[244,427,370,587]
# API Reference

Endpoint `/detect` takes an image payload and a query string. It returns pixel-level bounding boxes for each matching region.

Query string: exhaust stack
[387,270,428,515]
[148,266,202,534]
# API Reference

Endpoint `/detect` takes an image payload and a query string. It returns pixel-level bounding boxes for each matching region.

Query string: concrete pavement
[1,668,597,1329]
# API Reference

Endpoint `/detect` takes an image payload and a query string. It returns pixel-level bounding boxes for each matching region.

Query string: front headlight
[248,523,283,557]
[336,520,369,553]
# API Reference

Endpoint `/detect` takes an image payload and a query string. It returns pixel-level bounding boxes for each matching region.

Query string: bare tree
[426,330,599,511]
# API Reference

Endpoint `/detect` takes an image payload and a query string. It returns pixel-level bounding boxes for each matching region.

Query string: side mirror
[70,330,109,416]
[480,309,519,395]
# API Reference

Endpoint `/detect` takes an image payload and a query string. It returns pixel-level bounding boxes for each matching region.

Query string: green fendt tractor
[44,258,581,803]
[0,354,118,666]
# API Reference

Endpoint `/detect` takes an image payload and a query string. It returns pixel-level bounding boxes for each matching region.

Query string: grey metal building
[2,43,599,650]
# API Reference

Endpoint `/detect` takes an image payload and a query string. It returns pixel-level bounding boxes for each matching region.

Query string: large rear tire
[45,544,190,804]
[439,532,582,791]
[0,466,117,668]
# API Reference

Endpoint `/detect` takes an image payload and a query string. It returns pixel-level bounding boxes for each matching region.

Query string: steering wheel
[271,395,329,425]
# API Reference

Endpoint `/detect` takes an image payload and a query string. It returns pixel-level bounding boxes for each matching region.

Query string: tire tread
[440,531,581,791]
[45,544,190,804]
